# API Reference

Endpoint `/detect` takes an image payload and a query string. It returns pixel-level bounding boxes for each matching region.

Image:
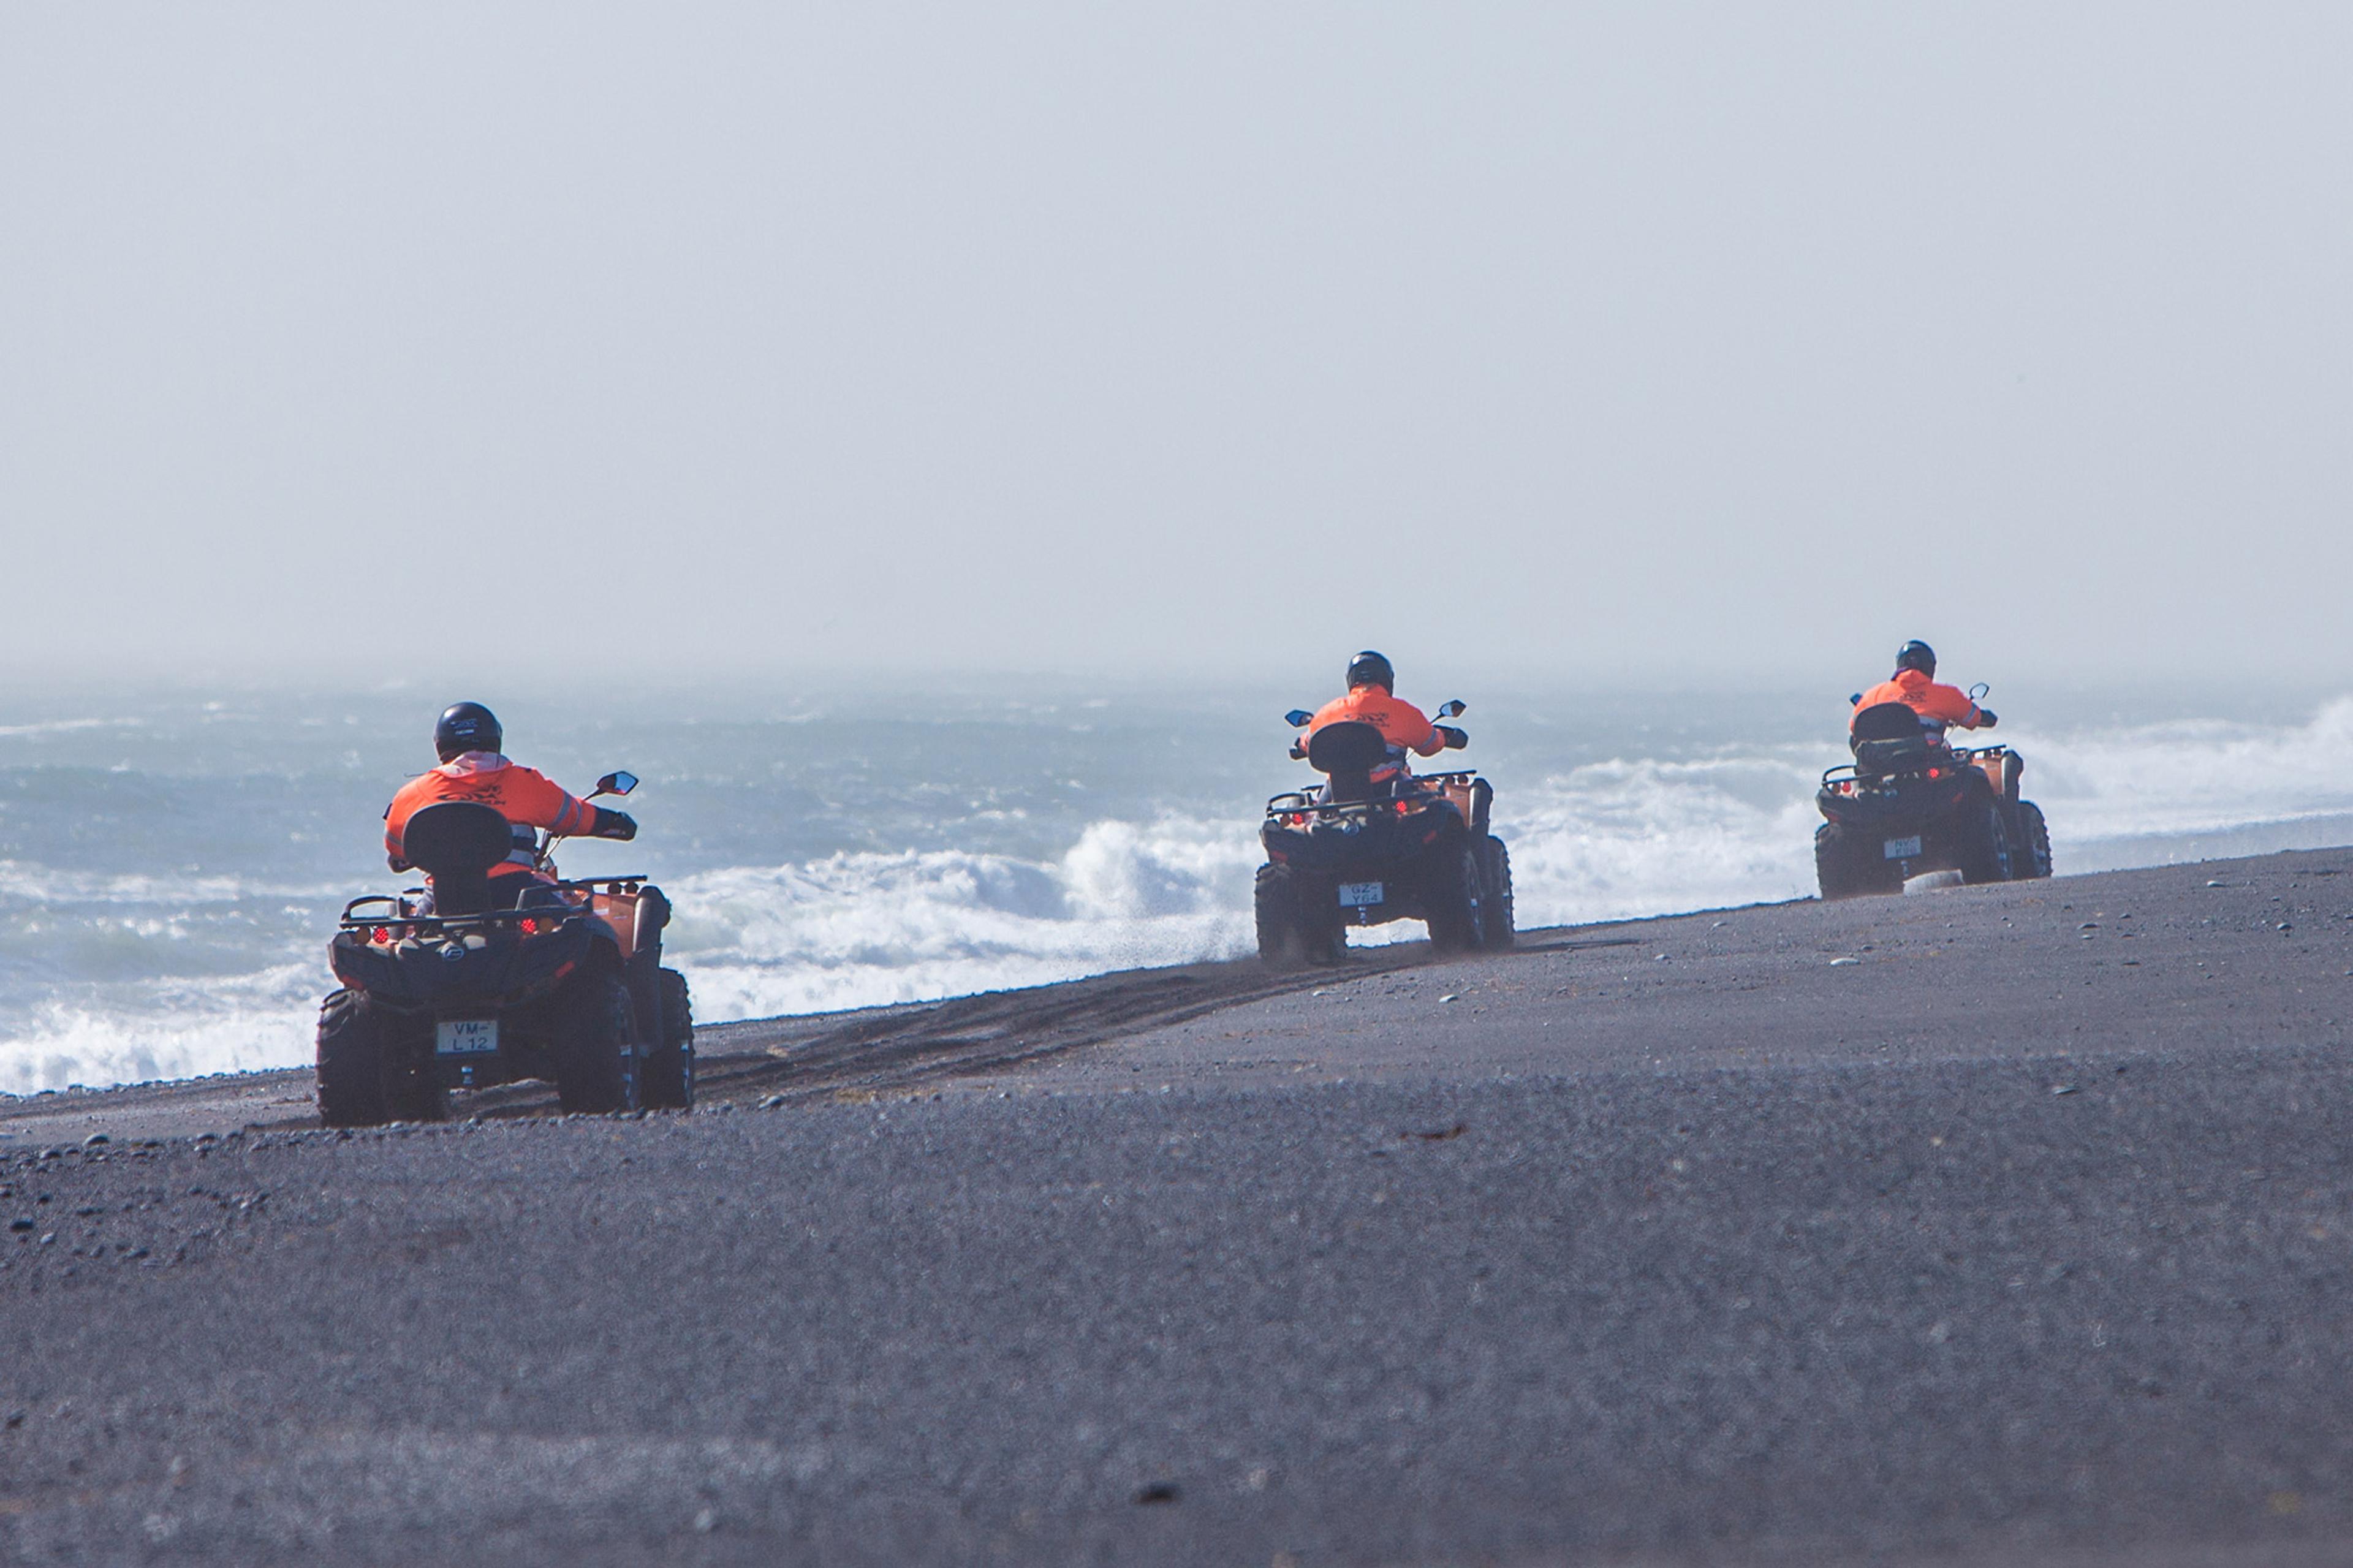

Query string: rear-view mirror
[1284,710,1314,728]
[596,771,638,797]
[1968,683,1990,701]
[1438,699,1466,719]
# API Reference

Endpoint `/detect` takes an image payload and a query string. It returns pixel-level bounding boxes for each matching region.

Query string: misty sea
[4,676,2352,1096]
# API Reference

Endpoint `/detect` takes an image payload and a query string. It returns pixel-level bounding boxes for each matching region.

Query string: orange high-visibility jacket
[1853,668,1987,732]
[1305,686,1446,756]
[384,753,596,875]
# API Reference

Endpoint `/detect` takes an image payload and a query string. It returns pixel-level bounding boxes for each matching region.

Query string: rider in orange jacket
[1305,651,1467,757]
[384,703,636,896]
[1854,642,1998,736]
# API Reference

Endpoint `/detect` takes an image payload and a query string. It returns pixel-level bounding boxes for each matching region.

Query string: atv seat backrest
[401,801,515,916]
[1850,700,1936,776]
[1306,721,1396,805]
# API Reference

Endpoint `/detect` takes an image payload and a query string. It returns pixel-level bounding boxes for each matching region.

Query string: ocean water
[4,678,2351,1096]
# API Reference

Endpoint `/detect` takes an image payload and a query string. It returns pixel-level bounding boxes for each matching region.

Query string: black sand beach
[4,849,2353,1564]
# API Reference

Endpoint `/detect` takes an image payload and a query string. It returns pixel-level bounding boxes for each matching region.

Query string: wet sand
[3,848,2352,1564]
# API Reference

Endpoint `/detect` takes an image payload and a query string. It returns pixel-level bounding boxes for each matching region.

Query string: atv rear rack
[1267,770,1479,811]
[1822,744,2011,788]
[336,874,650,939]
[1265,795,1408,825]
[337,899,580,939]
[1265,772,1485,831]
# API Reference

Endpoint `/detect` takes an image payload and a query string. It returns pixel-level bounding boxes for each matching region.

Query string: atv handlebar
[526,768,640,866]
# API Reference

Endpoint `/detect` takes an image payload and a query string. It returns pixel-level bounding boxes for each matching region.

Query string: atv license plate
[1338,881,1385,907]
[435,1019,499,1056]
[1882,835,1924,860]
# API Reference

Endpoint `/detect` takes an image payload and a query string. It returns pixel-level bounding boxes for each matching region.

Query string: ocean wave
[2003,696,2353,843]
[0,717,141,740]
[0,963,318,1097]
[664,817,1260,1022]
[7,698,2353,1094]
[0,862,347,908]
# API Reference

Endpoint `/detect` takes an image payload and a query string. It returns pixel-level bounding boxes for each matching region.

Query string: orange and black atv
[314,771,692,1125]
[1815,690,2053,899]
[1254,702,1513,967]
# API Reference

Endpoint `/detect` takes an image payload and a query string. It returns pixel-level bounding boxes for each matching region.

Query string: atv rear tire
[1257,865,1346,968]
[316,990,443,1128]
[1425,843,1488,955]
[1815,823,1898,900]
[1256,865,1309,970]
[555,972,642,1115]
[2013,800,2053,879]
[1477,836,1515,950]
[1957,798,2015,885]
[642,966,695,1110]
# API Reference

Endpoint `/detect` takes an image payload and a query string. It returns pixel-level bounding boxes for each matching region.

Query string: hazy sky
[4,4,2347,692]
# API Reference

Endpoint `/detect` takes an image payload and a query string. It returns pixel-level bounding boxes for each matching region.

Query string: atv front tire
[2012,800,2053,879]
[642,966,695,1111]
[1477,836,1515,950]
[555,972,642,1115]
[316,990,443,1128]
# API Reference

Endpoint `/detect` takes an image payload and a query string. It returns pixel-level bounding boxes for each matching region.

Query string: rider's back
[1307,687,1441,756]
[1854,669,1980,732]
[384,753,594,874]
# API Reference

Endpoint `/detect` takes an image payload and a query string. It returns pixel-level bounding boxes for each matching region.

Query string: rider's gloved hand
[388,854,411,873]
[1436,725,1469,750]
[1976,709,1998,729]
[593,807,638,841]
[1289,741,1307,760]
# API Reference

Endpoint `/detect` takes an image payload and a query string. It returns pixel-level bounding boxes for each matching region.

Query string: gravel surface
[4,850,2353,1565]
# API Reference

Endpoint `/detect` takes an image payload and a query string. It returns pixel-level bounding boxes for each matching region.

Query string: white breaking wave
[1999,697,2353,856]
[7,699,2353,1094]
[665,817,1262,1023]
[665,758,1854,1025]
[0,717,139,740]
[0,964,319,1098]
[1504,754,1825,926]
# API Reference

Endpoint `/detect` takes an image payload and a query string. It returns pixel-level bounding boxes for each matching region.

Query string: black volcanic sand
[4,850,2353,1566]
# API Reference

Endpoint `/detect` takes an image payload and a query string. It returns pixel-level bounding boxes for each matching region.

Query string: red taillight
[519,917,539,936]
[369,925,390,944]
[1927,767,1942,779]
[1393,800,1412,816]
[1285,812,1308,827]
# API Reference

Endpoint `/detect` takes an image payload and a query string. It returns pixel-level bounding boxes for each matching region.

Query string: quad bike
[314,771,694,1126]
[1815,686,2053,899]
[1254,700,1514,968]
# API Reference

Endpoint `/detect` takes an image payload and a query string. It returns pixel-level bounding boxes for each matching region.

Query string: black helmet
[1345,650,1395,691]
[434,702,502,762]
[1894,640,1936,678]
